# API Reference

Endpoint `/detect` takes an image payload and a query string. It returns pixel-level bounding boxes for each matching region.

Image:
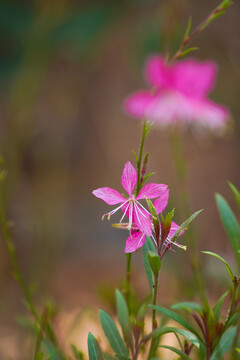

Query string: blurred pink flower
[125,221,185,253]
[92,161,168,236]
[124,55,229,129]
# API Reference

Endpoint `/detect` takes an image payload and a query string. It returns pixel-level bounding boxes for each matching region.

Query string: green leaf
[215,193,240,269]
[171,210,203,244]
[99,310,128,357]
[172,301,201,313]
[131,150,138,166]
[218,0,233,10]
[201,251,234,280]
[144,123,153,138]
[211,326,237,359]
[149,306,200,338]
[161,209,174,242]
[149,326,200,348]
[146,198,160,242]
[228,182,240,212]
[178,47,198,59]
[142,172,155,184]
[159,345,191,360]
[184,16,192,38]
[148,251,161,277]
[213,291,230,322]
[115,290,134,351]
[88,333,104,360]
[236,348,240,354]
[142,237,155,297]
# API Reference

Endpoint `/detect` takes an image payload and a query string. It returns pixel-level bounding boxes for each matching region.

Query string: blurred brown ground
[0,0,240,358]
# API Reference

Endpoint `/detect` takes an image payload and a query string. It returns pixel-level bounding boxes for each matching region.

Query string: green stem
[126,121,149,310]
[136,121,147,196]
[169,131,206,303]
[125,253,132,310]
[147,272,159,360]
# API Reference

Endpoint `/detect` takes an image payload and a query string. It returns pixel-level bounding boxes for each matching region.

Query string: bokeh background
[0,0,240,358]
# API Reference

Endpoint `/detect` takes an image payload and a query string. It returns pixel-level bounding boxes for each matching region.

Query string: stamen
[120,202,130,223]
[102,200,129,220]
[165,236,187,251]
[135,200,151,215]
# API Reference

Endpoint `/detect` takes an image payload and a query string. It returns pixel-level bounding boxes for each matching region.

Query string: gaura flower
[124,55,229,129]
[92,161,168,236]
[125,221,185,254]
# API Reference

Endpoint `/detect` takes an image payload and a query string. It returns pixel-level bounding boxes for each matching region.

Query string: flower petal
[133,203,152,236]
[136,183,168,200]
[121,161,137,196]
[145,91,229,128]
[92,187,125,205]
[172,59,217,98]
[153,188,169,214]
[124,90,155,119]
[144,55,170,88]
[125,231,146,253]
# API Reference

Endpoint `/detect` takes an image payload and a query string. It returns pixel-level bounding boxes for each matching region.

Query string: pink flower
[92,161,168,236]
[125,221,185,253]
[124,55,229,129]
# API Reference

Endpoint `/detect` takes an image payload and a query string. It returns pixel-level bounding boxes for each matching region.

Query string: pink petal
[124,90,155,119]
[121,161,137,197]
[125,231,146,253]
[172,59,217,98]
[144,55,170,88]
[144,90,229,128]
[189,99,229,128]
[153,188,169,214]
[92,187,125,205]
[136,183,168,200]
[133,203,152,236]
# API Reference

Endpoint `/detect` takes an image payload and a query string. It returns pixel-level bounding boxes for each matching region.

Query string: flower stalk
[169,131,206,303]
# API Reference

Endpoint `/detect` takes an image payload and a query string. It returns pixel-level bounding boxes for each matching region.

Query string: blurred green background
[0,0,240,357]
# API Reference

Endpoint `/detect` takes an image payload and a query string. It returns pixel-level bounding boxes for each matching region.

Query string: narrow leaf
[161,209,174,242]
[201,251,234,280]
[172,302,201,313]
[184,16,192,38]
[88,333,104,360]
[211,326,237,359]
[159,345,191,360]
[178,47,198,59]
[148,326,200,348]
[171,210,203,244]
[142,172,155,184]
[146,197,160,242]
[215,193,240,269]
[148,251,161,277]
[115,290,134,351]
[142,237,155,297]
[228,182,240,212]
[131,150,138,166]
[99,310,128,357]
[149,306,200,338]
[213,290,230,322]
